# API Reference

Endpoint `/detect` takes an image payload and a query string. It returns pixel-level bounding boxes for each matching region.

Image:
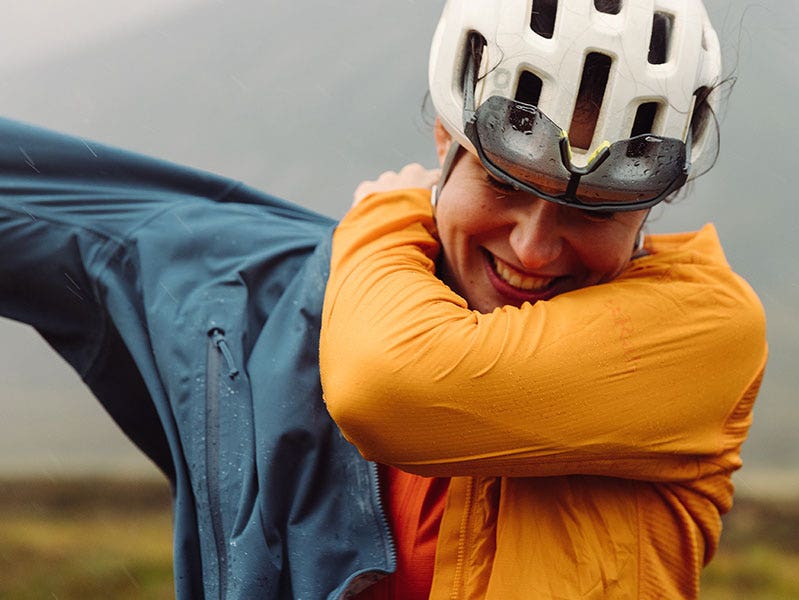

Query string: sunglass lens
[578,136,686,204]
[469,96,687,208]
[473,97,571,196]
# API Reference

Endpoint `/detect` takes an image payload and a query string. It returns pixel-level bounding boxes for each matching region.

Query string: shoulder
[626,223,767,400]
[628,224,765,328]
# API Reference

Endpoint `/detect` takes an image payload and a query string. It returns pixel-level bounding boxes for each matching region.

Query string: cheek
[435,151,516,246]
[573,220,643,278]
[436,188,494,244]
[434,185,505,292]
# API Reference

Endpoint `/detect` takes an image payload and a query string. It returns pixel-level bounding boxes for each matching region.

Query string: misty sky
[0,1,796,494]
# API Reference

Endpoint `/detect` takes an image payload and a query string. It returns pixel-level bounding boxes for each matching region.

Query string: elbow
[321,341,414,464]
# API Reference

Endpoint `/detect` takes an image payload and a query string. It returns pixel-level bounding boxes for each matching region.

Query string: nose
[508,198,564,270]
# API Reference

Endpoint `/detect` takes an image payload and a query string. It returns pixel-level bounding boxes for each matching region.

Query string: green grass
[700,496,799,599]
[0,478,796,598]
[0,478,174,599]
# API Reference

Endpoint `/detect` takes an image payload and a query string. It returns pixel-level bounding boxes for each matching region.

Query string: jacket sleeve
[0,118,244,478]
[319,190,768,480]
[0,117,238,376]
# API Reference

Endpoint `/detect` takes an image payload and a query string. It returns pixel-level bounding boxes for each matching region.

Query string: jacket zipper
[370,461,397,568]
[211,328,239,379]
[206,327,238,599]
[451,477,476,598]
[336,462,397,599]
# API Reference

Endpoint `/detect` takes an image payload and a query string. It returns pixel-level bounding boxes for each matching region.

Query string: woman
[0,1,765,599]
[324,1,765,597]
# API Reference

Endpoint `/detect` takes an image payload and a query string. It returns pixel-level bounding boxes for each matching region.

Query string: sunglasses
[451,36,690,212]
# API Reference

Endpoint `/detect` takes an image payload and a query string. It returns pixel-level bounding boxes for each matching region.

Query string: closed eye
[485,172,617,222]
[572,207,618,223]
[485,174,518,193]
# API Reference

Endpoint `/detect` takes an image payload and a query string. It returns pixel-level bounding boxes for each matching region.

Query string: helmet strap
[431,142,463,210]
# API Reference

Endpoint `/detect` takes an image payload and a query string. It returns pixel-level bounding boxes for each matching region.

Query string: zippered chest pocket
[203,327,244,598]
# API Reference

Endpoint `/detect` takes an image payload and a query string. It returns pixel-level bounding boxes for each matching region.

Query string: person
[0,1,765,599]
[322,1,767,598]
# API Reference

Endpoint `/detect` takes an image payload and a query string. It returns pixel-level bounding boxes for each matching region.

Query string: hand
[353,163,440,206]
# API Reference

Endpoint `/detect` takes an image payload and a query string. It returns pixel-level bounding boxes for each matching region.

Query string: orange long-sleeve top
[320,189,767,598]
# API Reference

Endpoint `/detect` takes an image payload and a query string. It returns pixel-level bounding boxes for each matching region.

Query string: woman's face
[434,137,648,313]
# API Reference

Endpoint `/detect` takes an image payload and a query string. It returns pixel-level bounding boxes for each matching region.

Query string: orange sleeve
[319,190,767,480]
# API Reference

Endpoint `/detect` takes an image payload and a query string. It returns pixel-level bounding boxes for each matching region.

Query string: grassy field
[0,478,797,599]
[0,478,173,599]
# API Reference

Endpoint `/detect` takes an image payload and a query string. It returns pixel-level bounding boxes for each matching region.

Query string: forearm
[320,190,767,478]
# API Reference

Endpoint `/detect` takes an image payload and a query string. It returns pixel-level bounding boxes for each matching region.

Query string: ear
[434,118,453,166]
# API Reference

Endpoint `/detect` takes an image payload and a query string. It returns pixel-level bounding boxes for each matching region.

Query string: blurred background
[0,1,796,598]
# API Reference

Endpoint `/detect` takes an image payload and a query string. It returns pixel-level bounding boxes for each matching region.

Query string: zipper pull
[209,328,240,380]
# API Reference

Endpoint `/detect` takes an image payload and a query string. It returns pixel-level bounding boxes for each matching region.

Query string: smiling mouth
[490,254,556,292]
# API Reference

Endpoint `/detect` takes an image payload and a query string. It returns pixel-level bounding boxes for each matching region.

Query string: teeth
[492,255,554,291]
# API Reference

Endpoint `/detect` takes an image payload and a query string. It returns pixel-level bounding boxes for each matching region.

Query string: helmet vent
[460,32,487,102]
[515,72,543,107]
[530,0,558,39]
[568,52,612,150]
[594,0,622,15]
[630,102,660,137]
[648,12,673,65]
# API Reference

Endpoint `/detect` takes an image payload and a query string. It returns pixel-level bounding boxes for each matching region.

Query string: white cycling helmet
[429,0,722,173]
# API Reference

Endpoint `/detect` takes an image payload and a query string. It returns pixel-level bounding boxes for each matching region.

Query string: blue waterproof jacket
[0,119,395,598]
